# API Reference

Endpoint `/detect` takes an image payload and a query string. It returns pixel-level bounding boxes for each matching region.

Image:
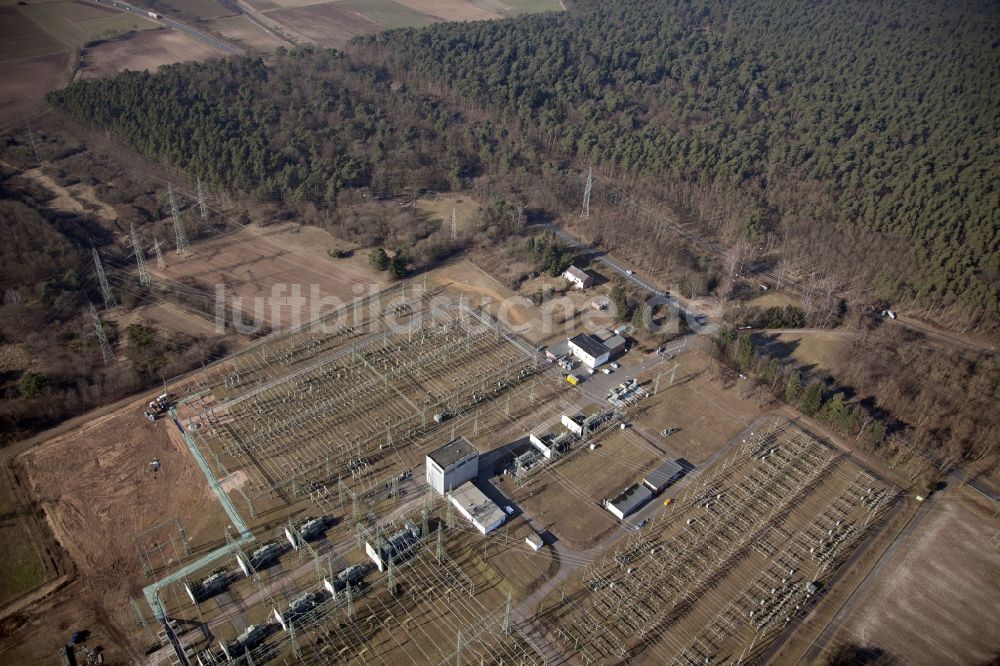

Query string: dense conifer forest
[48,0,998,327]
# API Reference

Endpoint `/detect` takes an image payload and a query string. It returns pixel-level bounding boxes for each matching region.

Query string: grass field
[338,0,433,28]
[0,7,66,61]
[154,0,230,19]
[16,1,158,52]
[262,0,563,47]
[414,194,481,234]
[0,464,51,607]
[481,0,562,16]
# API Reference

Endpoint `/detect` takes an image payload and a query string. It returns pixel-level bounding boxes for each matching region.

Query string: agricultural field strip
[536,427,893,663]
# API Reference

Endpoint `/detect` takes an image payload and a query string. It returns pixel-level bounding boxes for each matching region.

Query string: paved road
[89,0,245,56]
[538,223,711,331]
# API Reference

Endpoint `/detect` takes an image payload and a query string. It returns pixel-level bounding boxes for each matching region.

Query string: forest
[0,134,229,445]
[19,0,999,471]
[48,0,1000,331]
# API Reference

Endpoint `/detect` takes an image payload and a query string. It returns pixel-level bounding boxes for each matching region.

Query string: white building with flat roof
[449,482,505,535]
[568,334,610,368]
[426,436,480,495]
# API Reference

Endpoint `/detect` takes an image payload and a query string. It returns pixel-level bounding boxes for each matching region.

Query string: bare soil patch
[510,430,660,548]
[265,2,381,46]
[79,29,222,79]
[6,397,230,664]
[151,224,387,330]
[834,490,1000,665]
[394,0,501,21]
[630,352,764,465]
[206,14,285,52]
[0,52,70,126]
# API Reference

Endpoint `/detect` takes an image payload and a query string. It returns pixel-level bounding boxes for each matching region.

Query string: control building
[426,436,480,495]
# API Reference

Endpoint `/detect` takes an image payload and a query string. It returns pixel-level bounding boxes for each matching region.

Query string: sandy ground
[3,396,230,664]
[79,29,223,79]
[19,165,119,219]
[135,301,221,338]
[833,490,1000,665]
[0,52,70,127]
[511,429,660,548]
[152,223,387,331]
[630,352,764,465]
[429,258,546,342]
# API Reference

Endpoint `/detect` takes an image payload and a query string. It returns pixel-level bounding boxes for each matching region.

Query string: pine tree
[369,248,389,271]
[799,381,824,416]
[785,370,801,403]
[389,253,407,279]
[611,285,629,322]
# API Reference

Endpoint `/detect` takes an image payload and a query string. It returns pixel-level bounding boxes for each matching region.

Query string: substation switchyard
[534,426,898,665]
[137,282,559,665]
[128,281,900,666]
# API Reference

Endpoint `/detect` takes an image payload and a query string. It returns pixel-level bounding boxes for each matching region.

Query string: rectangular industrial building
[545,338,571,361]
[643,459,685,493]
[606,483,653,520]
[603,334,627,356]
[426,436,480,495]
[449,482,506,535]
[568,333,610,368]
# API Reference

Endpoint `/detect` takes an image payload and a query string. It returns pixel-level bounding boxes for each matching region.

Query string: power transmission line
[168,183,190,254]
[153,237,166,269]
[89,303,112,364]
[131,223,151,287]
[197,176,209,223]
[92,247,117,309]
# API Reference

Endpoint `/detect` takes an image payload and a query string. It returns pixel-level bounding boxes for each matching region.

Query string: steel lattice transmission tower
[130,223,151,287]
[168,184,189,254]
[196,177,209,223]
[451,208,457,240]
[153,238,166,269]
[581,166,593,219]
[89,303,112,364]
[92,247,117,309]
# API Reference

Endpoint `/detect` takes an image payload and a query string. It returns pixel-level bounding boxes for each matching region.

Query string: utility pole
[153,238,166,269]
[196,176,209,223]
[92,248,117,309]
[90,303,112,364]
[581,167,593,219]
[25,125,41,165]
[168,184,189,254]
[131,223,151,287]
